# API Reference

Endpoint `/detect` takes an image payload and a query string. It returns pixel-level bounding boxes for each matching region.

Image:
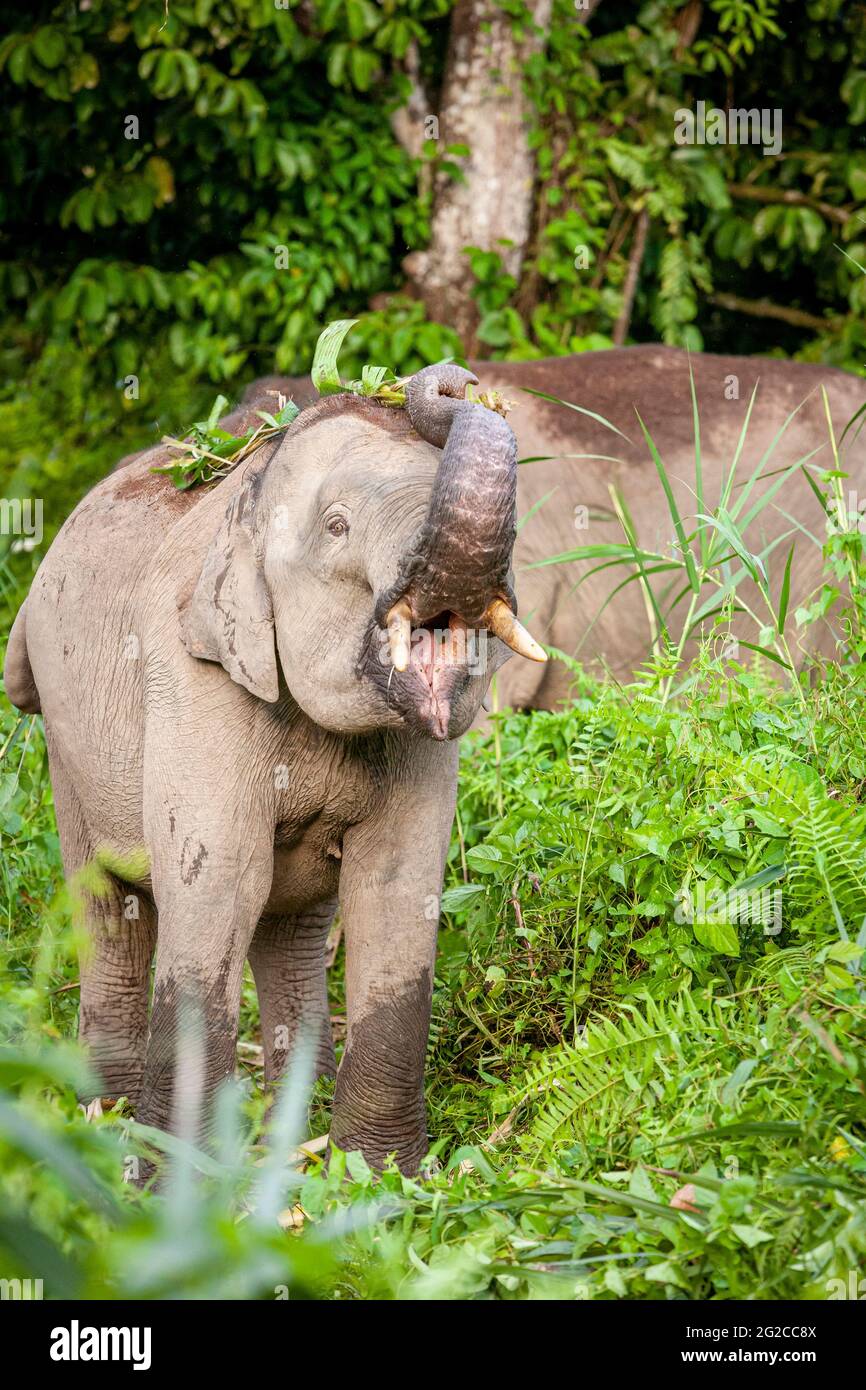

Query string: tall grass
[524,366,866,695]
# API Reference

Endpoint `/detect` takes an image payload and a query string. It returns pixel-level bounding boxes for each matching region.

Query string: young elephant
[4,365,545,1172]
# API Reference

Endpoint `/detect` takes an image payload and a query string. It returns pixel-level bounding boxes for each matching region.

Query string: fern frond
[509,993,719,1146]
[789,796,866,931]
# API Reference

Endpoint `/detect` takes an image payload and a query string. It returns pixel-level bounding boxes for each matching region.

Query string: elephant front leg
[331,749,457,1174]
[247,903,337,1085]
[331,937,435,1174]
[137,834,273,1142]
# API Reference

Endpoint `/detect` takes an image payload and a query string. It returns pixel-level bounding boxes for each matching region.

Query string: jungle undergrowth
[2,643,866,1299]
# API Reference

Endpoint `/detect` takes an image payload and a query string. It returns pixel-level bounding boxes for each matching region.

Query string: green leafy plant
[153,392,300,491]
[153,318,519,490]
[309,319,411,403]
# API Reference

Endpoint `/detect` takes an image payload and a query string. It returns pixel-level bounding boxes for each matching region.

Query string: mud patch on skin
[179,837,208,884]
[331,969,432,1173]
[114,465,203,511]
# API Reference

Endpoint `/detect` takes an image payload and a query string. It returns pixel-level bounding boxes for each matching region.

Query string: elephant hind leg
[247,903,338,1088]
[76,882,157,1106]
[47,738,156,1105]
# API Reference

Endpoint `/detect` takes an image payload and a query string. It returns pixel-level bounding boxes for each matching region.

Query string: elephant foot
[330,1080,429,1174]
[329,1126,430,1176]
[78,1056,144,1111]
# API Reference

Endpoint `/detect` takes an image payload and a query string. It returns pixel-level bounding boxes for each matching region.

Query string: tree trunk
[403,0,552,353]
[612,209,649,346]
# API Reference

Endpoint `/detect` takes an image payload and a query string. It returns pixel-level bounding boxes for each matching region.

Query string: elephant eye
[326,515,349,537]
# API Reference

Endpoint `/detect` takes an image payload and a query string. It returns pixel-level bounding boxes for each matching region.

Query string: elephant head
[180,362,546,739]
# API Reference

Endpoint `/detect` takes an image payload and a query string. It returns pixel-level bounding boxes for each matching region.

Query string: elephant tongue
[408,613,469,740]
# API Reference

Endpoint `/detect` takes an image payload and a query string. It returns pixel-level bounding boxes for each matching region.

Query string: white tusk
[483,598,547,663]
[386,599,412,671]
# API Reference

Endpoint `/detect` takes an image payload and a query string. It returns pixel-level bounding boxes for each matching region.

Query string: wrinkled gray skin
[4,366,523,1174]
[246,346,866,708]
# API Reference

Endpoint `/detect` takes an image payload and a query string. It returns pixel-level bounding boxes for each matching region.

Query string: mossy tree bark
[402,0,555,354]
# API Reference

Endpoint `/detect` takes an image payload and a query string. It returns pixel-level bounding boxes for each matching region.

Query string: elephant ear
[179,456,279,703]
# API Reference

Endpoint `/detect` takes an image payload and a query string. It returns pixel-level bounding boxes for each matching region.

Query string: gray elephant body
[246,346,865,708]
[6,376,528,1172]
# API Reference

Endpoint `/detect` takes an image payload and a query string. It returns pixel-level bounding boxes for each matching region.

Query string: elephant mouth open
[361,609,484,741]
[403,610,476,740]
[360,590,548,741]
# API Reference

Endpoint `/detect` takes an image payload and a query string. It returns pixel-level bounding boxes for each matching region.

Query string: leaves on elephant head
[153,395,300,490]
[157,320,514,491]
[311,318,410,404]
[311,319,360,395]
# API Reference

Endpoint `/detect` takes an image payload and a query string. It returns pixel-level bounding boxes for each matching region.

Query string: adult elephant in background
[244,347,866,706]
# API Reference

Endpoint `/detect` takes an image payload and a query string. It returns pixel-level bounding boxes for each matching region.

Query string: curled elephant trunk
[377,363,546,665]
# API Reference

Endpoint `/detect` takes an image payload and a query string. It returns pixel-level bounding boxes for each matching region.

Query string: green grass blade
[839,397,866,450]
[776,541,796,634]
[517,488,559,532]
[738,445,825,534]
[695,510,767,586]
[609,481,666,647]
[580,562,675,646]
[736,640,791,669]
[524,542,677,569]
[799,464,832,517]
[635,409,700,593]
[821,384,842,472]
[521,388,633,444]
[688,354,706,566]
[689,528,796,626]
[518,453,628,466]
[719,381,759,512]
[729,390,820,523]
[311,319,358,394]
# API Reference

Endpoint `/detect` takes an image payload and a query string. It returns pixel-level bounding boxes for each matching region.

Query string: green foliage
[3,0,866,485]
[309,317,410,401]
[503,0,866,362]
[0,978,367,1298]
[0,0,460,483]
[154,390,300,489]
[157,317,515,489]
[154,318,429,489]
